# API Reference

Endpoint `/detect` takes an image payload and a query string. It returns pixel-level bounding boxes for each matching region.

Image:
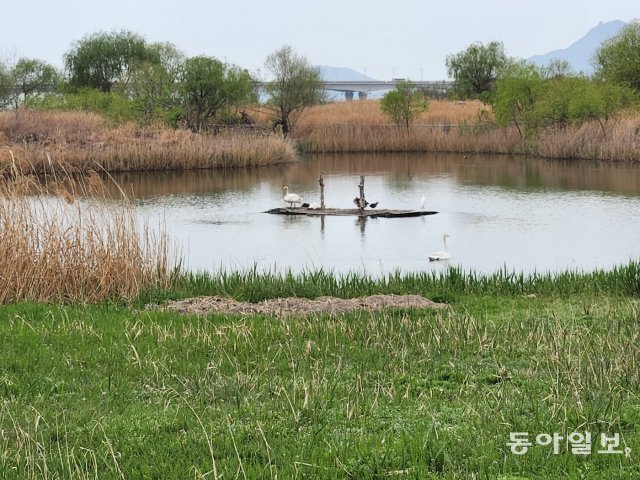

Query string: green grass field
[1,265,640,479]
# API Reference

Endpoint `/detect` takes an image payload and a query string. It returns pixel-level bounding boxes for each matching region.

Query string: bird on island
[428,233,451,261]
[420,195,426,210]
[282,185,303,208]
[353,197,368,208]
[369,201,379,209]
[301,202,321,209]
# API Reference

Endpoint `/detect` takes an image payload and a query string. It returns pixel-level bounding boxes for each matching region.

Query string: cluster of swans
[282,185,450,262]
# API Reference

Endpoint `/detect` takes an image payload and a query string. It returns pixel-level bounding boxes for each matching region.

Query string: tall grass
[296,98,485,126]
[291,100,640,161]
[0,110,297,174]
[1,292,639,478]
[0,168,176,303]
[142,261,640,305]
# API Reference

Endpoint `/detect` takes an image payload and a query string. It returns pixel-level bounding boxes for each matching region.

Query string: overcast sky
[1,0,637,80]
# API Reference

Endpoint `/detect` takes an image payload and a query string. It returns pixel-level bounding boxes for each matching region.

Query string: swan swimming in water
[428,233,451,261]
[282,186,303,208]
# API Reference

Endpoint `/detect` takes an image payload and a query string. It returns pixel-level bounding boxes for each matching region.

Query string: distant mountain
[318,66,375,82]
[528,20,627,75]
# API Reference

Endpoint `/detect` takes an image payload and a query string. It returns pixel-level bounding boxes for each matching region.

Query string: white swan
[428,233,451,261]
[282,185,303,208]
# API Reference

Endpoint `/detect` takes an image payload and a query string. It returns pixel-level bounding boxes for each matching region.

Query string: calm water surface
[110,153,640,276]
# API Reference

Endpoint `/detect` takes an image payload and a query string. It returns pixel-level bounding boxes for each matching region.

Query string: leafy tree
[594,20,640,91]
[263,45,323,137]
[445,41,510,102]
[493,62,637,139]
[0,62,13,109]
[380,81,428,129]
[120,42,184,124]
[539,59,574,79]
[177,56,255,132]
[492,62,543,137]
[10,58,61,107]
[64,30,160,92]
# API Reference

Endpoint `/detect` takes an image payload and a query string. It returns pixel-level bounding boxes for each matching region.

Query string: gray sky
[1,0,637,80]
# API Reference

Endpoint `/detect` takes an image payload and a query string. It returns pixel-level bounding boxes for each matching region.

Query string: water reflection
[103,152,640,275]
[107,153,640,199]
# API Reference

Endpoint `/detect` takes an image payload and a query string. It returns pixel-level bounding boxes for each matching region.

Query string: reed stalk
[0,167,176,303]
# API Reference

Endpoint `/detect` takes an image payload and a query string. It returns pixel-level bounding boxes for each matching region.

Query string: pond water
[109,152,640,276]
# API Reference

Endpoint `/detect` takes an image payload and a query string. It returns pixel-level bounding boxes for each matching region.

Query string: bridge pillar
[358,91,368,100]
[344,91,354,101]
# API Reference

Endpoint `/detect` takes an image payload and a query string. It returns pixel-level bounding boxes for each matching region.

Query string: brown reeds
[537,116,640,161]
[0,110,297,175]
[296,99,486,126]
[0,168,176,303]
[291,99,521,154]
[293,123,522,154]
[291,99,640,161]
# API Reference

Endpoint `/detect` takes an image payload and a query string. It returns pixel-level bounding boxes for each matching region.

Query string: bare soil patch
[160,294,448,317]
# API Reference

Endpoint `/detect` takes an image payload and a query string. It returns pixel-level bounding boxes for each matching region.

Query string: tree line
[381,20,640,132]
[0,31,323,136]
[2,22,640,136]
[442,20,640,136]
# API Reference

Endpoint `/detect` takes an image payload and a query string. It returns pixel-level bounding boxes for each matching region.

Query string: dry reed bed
[537,116,640,161]
[0,110,297,174]
[0,172,174,303]
[296,99,486,126]
[294,123,522,154]
[292,100,640,160]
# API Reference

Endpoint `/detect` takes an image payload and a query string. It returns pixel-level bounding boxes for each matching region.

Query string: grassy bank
[293,100,640,161]
[0,110,296,174]
[1,265,640,479]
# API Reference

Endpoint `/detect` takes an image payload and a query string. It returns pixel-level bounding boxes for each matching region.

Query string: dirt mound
[160,294,448,317]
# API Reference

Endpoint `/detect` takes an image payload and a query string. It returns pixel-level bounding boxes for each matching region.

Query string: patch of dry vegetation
[537,115,640,161]
[0,169,175,303]
[296,99,485,126]
[287,99,640,161]
[160,294,448,316]
[0,110,297,174]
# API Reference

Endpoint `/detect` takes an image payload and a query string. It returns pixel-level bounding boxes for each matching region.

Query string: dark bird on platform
[353,197,368,208]
[301,202,310,207]
[369,201,379,209]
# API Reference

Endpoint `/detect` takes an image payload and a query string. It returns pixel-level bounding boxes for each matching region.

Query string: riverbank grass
[1,266,639,479]
[0,110,296,174]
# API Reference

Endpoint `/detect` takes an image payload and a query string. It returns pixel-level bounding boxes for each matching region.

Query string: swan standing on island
[282,185,303,208]
[428,233,451,261]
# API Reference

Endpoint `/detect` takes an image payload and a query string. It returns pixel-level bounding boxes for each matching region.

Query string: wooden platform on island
[265,207,438,218]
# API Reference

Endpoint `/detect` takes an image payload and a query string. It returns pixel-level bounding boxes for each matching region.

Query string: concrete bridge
[258,80,454,101]
[321,80,453,100]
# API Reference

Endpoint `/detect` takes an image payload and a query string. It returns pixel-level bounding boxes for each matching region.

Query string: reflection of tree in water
[103,152,640,200]
[356,216,367,236]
